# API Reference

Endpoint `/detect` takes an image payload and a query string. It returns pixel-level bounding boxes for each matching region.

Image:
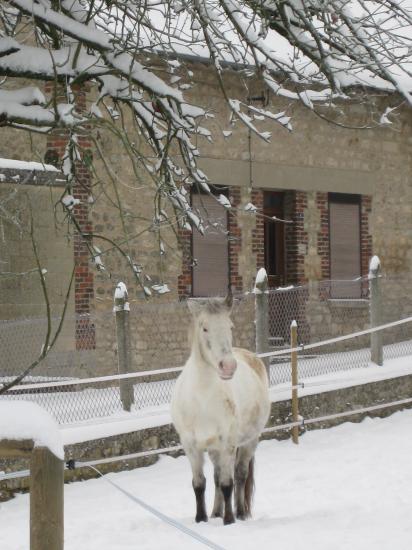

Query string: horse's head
[188,294,237,380]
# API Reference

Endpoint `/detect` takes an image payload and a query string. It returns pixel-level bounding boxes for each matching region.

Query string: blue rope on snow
[88,465,227,550]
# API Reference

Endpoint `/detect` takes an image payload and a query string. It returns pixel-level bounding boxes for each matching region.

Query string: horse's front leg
[209,446,236,525]
[209,452,223,518]
[186,446,207,523]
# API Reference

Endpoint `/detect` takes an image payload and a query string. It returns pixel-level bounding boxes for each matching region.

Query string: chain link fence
[268,278,371,346]
[1,275,412,425]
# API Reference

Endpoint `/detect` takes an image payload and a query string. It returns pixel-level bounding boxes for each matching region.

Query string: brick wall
[45,83,95,349]
[361,195,373,276]
[228,186,243,293]
[317,192,330,280]
[251,189,265,271]
[177,226,192,299]
[285,190,308,284]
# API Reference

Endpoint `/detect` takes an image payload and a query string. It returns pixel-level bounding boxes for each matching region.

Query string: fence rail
[2,315,412,424]
[1,263,412,425]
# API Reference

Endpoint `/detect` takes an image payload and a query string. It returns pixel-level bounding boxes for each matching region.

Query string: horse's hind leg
[235,439,258,520]
[186,446,207,523]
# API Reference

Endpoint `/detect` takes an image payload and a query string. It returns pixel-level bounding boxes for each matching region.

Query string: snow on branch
[0,0,411,296]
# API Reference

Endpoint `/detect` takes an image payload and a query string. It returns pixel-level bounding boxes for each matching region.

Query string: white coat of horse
[171,295,270,525]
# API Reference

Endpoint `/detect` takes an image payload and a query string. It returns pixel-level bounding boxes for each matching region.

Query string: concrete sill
[327,299,369,308]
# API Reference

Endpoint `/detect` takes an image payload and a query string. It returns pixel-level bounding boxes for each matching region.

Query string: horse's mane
[189,297,229,315]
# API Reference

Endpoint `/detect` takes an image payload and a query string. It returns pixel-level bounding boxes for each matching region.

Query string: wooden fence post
[255,268,270,379]
[30,447,64,550]
[0,437,64,550]
[369,256,383,366]
[114,281,135,411]
[290,320,299,444]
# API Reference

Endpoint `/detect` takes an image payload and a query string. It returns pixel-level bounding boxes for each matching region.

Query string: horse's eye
[203,327,208,333]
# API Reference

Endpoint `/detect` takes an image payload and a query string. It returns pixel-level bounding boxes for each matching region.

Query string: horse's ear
[224,290,233,310]
[187,298,202,317]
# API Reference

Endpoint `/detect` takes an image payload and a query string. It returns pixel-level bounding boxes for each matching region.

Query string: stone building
[1,59,411,377]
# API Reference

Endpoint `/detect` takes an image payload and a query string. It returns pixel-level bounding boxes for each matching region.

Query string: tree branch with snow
[0,0,411,293]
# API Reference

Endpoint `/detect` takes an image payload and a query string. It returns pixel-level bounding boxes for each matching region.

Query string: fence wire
[1,277,412,425]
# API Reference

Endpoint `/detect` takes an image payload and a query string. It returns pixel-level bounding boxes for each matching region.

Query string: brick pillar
[228,186,243,293]
[45,83,95,349]
[284,190,308,285]
[316,192,330,280]
[360,195,372,276]
[251,189,265,271]
[177,226,192,299]
[360,195,372,297]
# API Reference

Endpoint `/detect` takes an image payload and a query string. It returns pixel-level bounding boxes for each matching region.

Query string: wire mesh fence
[268,278,371,346]
[1,274,412,425]
[268,324,412,386]
[2,370,179,424]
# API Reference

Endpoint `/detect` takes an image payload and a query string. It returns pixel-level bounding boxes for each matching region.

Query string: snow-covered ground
[2,410,412,550]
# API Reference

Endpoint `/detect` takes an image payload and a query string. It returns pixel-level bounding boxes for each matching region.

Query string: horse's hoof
[223,515,235,525]
[195,514,208,523]
[236,512,247,521]
[211,511,223,518]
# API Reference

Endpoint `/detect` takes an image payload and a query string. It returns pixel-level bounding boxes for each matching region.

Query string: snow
[61,195,80,210]
[244,202,258,212]
[0,401,63,459]
[2,410,412,549]
[151,283,171,295]
[217,194,231,209]
[0,86,45,105]
[369,255,381,276]
[114,282,128,300]
[254,268,268,292]
[0,158,58,172]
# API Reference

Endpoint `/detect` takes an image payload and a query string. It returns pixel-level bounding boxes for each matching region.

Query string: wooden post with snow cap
[0,402,64,550]
[255,268,270,379]
[369,256,383,366]
[114,281,135,411]
[290,320,299,445]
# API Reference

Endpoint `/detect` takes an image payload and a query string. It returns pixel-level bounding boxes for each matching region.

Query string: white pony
[171,295,270,525]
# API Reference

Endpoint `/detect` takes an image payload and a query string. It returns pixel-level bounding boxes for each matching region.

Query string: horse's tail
[244,457,255,518]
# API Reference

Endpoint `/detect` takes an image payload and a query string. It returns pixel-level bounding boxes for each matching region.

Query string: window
[329,193,361,298]
[191,191,229,296]
[263,192,285,288]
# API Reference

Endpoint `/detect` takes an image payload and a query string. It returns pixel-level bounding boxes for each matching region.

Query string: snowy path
[2,410,412,549]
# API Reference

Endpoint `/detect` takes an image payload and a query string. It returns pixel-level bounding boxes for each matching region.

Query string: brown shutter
[192,193,229,297]
[329,198,361,298]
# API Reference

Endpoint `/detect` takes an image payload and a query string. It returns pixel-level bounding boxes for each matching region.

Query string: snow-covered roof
[0,158,59,172]
[0,158,64,186]
[0,401,63,459]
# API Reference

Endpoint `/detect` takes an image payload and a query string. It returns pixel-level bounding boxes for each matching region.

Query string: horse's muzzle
[218,358,237,380]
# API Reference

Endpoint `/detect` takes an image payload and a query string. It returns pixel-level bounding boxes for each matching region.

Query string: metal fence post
[290,320,299,444]
[369,256,383,366]
[255,268,270,379]
[114,282,135,411]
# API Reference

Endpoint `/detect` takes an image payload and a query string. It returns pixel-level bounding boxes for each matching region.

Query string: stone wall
[0,62,411,377]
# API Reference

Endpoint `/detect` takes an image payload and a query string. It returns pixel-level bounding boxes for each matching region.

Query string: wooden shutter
[329,196,361,298]
[192,193,229,297]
